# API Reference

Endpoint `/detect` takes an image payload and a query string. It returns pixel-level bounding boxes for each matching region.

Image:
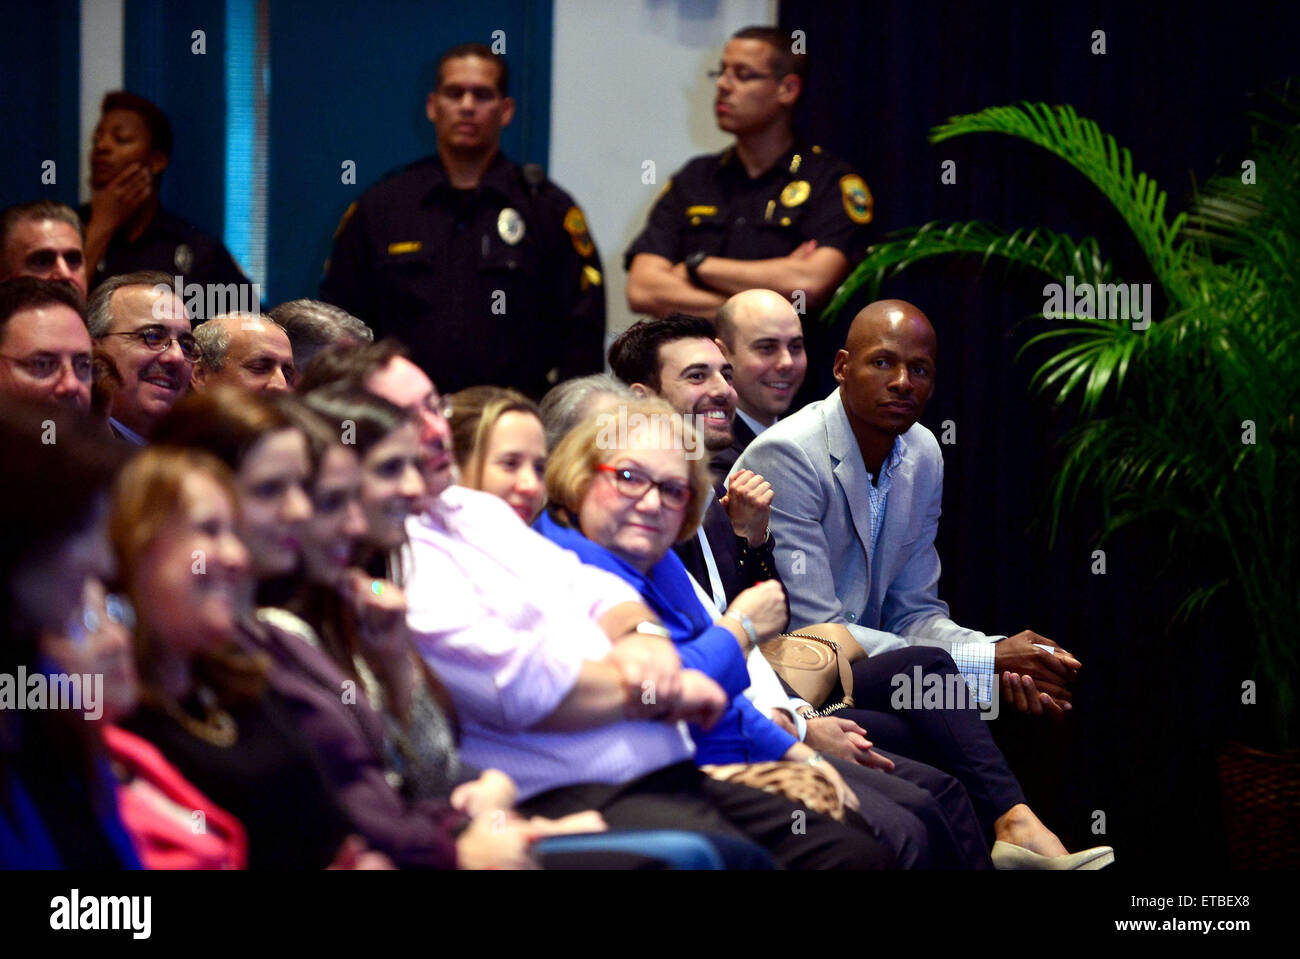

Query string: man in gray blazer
[734,299,1081,719]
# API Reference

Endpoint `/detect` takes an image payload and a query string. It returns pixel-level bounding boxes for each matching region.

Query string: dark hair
[435,42,509,97]
[90,348,123,419]
[85,269,177,338]
[267,391,337,471]
[0,200,84,249]
[291,386,459,736]
[0,399,124,645]
[0,398,125,800]
[0,277,87,341]
[110,445,269,709]
[101,91,173,159]
[151,384,297,471]
[302,382,411,456]
[267,299,373,370]
[297,337,409,394]
[731,25,808,82]
[607,313,717,392]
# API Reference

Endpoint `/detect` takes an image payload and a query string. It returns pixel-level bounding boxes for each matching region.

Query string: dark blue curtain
[0,0,81,209]
[124,0,230,249]
[266,0,553,303]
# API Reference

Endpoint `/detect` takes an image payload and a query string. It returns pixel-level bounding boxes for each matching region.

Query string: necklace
[163,685,238,748]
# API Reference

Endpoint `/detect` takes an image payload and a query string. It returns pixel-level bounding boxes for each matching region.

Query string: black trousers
[518,761,895,869]
[817,646,1028,841]
[829,752,993,869]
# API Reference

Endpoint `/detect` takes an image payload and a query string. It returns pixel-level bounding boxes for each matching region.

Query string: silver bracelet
[723,611,759,646]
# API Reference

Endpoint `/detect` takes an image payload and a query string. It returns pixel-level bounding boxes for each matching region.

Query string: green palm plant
[824,87,1300,748]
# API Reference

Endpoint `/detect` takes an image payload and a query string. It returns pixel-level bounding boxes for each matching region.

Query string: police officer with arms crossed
[625,26,874,322]
[322,43,606,400]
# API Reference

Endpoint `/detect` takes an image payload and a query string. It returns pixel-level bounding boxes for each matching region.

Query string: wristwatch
[684,250,709,286]
[723,611,760,646]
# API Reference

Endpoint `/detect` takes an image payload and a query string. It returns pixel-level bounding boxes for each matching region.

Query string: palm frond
[822,221,1112,321]
[929,103,1192,301]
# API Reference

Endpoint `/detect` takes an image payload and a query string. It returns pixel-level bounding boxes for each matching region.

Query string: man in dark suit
[607,314,779,612]
[710,288,807,480]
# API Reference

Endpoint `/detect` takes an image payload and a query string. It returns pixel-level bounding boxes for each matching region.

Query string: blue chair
[532,829,773,870]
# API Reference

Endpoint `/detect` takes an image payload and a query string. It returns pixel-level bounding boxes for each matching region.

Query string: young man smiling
[608,315,778,613]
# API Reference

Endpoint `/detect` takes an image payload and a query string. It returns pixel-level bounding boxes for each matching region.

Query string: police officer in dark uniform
[82,92,251,295]
[625,27,872,330]
[321,43,605,400]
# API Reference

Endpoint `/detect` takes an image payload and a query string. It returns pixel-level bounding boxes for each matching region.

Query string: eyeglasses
[0,352,93,382]
[101,326,202,362]
[707,65,777,83]
[417,390,452,421]
[66,592,135,647]
[597,464,692,510]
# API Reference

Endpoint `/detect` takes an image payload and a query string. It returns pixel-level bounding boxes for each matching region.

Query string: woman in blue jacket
[535,397,995,868]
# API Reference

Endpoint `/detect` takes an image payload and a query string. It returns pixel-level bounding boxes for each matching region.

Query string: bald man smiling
[711,288,807,478]
[734,299,1083,720]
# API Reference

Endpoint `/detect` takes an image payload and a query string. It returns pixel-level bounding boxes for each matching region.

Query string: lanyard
[695,525,727,614]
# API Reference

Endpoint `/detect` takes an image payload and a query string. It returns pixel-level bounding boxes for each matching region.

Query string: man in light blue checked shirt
[734,298,1082,720]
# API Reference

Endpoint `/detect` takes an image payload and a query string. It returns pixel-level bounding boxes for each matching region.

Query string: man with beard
[607,314,779,613]
[86,270,198,444]
[0,278,93,413]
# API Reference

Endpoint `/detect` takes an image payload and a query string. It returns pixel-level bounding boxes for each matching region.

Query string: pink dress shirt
[404,486,695,800]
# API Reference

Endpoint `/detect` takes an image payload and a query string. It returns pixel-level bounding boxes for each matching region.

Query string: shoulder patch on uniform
[333,201,358,239]
[563,205,595,258]
[839,175,874,224]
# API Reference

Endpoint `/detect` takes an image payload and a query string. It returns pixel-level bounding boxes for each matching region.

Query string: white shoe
[991,840,1114,870]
